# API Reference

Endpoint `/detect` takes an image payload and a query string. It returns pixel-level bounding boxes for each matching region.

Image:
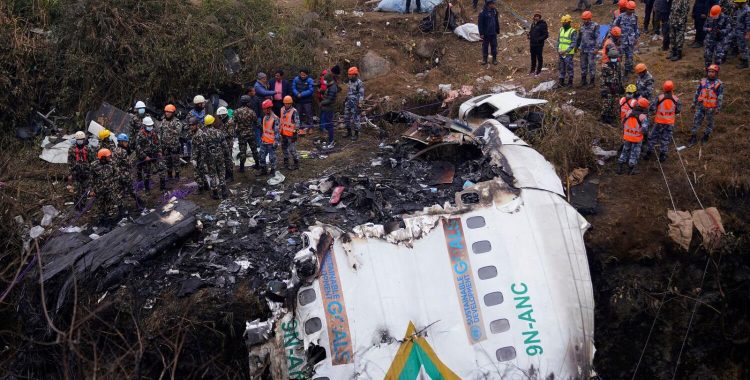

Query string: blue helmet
[116,133,129,142]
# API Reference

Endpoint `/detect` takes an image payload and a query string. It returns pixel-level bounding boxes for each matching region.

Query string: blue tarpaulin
[598,24,611,44]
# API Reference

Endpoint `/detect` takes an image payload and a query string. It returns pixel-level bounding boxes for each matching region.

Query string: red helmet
[618,0,627,8]
[348,67,359,75]
[582,11,593,20]
[663,80,674,92]
[97,148,112,159]
[709,5,721,17]
[626,1,636,10]
[262,99,273,109]
[164,104,176,112]
[707,64,720,73]
[610,26,622,37]
[637,97,650,109]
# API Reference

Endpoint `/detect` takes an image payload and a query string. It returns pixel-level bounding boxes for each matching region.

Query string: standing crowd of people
[67,65,366,222]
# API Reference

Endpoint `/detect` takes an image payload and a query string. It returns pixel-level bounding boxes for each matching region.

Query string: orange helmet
[635,63,647,73]
[626,1,636,10]
[709,5,721,17]
[97,148,112,159]
[637,97,650,108]
[663,80,674,92]
[618,0,627,8]
[262,99,273,109]
[164,104,176,113]
[707,64,720,72]
[348,67,359,75]
[611,26,622,37]
[582,11,593,20]
[283,95,293,104]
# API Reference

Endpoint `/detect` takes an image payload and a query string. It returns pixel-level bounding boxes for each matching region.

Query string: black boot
[738,59,749,69]
[581,76,588,86]
[344,128,352,138]
[589,75,595,86]
[144,180,151,194]
[211,189,219,199]
[701,133,710,144]
[566,78,573,87]
[558,78,565,88]
[688,134,697,147]
[481,58,488,65]
[292,159,299,170]
[167,171,173,179]
[352,130,359,141]
[225,168,233,181]
[616,162,624,174]
[659,152,667,162]
[175,171,180,180]
[239,159,246,173]
[221,185,228,199]
[159,178,166,191]
[117,206,125,220]
[284,158,290,170]
[629,165,640,175]
[643,150,652,160]
[491,56,498,65]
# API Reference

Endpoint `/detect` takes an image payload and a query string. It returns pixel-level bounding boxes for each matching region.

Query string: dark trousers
[296,102,313,129]
[320,111,334,144]
[694,16,706,43]
[659,12,670,49]
[644,0,656,30]
[405,0,421,12]
[482,35,498,60]
[530,44,544,74]
[272,100,283,116]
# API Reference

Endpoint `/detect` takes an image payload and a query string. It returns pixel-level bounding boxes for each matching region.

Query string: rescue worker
[557,15,578,87]
[98,129,116,151]
[258,100,280,175]
[601,26,623,60]
[620,84,638,124]
[634,63,655,104]
[130,101,147,132]
[185,95,207,159]
[280,96,301,170]
[134,116,165,193]
[189,117,209,192]
[292,68,315,131]
[578,11,600,86]
[669,0,692,60]
[320,73,339,148]
[600,48,625,124]
[113,133,138,208]
[645,80,682,162]
[202,115,229,199]
[234,95,261,172]
[614,1,640,75]
[344,67,365,140]
[478,0,500,65]
[159,104,183,181]
[215,106,235,181]
[90,148,123,223]
[704,5,731,67]
[613,0,628,22]
[690,64,724,145]
[617,97,651,175]
[67,131,94,209]
[730,0,749,68]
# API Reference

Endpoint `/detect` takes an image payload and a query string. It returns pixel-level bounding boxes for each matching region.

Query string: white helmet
[74,131,86,139]
[216,106,228,116]
[134,100,146,109]
[193,95,206,104]
[142,117,154,126]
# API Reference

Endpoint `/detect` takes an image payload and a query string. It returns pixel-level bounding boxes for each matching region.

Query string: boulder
[360,51,391,80]
[414,39,436,59]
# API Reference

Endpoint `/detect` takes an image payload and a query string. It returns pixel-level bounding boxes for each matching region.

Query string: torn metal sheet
[426,161,455,185]
[458,92,547,127]
[85,102,133,136]
[39,135,74,164]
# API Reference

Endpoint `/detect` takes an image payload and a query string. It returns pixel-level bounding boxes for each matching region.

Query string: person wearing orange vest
[617,97,650,174]
[619,84,638,123]
[258,99,280,175]
[644,81,682,162]
[279,96,301,170]
[600,26,622,64]
[690,64,724,146]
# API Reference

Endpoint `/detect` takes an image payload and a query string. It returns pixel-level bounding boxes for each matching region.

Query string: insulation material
[39,135,74,164]
[453,23,481,42]
[691,207,725,250]
[667,210,693,251]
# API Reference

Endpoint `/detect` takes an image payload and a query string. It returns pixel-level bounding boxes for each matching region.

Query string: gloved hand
[292,131,298,143]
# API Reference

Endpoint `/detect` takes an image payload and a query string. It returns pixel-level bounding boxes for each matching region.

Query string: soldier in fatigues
[645,80,682,162]
[669,0,691,60]
[189,117,209,192]
[634,63,656,105]
[617,97,650,175]
[201,115,228,199]
[690,64,724,145]
[113,133,138,210]
[344,66,365,140]
[279,96,301,170]
[215,106,235,181]
[600,48,624,124]
[704,5,732,67]
[557,14,578,87]
[98,129,116,151]
[234,95,260,172]
[90,148,123,223]
[130,100,147,134]
[577,11,600,86]
[67,131,94,210]
[159,104,183,181]
[134,116,165,193]
[258,100,280,175]
[614,1,640,75]
[730,0,750,68]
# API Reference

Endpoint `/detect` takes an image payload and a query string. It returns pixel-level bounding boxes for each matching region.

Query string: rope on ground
[671,255,712,380]
[631,263,679,380]
[671,135,705,210]
[654,152,678,212]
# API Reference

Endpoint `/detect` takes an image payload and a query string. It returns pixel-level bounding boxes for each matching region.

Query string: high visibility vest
[654,94,678,125]
[697,79,721,108]
[558,27,576,54]
[280,107,297,137]
[623,112,646,142]
[619,97,635,122]
[74,146,88,162]
[262,114,278,144]
[601,38,615,63]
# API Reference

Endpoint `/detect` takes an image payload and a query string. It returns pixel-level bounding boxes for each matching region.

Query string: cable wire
[671,136,705,210]
[671,255,712,380]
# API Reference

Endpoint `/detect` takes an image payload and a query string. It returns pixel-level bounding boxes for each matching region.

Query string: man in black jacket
[692,0,720,46]
[528,12,549,76]
[478,0,500,65]
[269,70,292,115]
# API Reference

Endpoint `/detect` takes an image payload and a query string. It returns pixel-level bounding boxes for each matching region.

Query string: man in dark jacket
[478,0,500,65]
[292,68,315,130]
[528,12,549,76]
[269,70,292,115]
[319,73,339,148]
[655,0,673,49]
[692,0,720,46]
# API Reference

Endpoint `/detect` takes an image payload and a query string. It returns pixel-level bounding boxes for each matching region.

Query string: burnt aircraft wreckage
[247,93,595,379]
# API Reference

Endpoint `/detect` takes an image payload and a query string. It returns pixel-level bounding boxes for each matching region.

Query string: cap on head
[97,148,112,159]
[135,101,146,109]
[533,11,542,17]
[582,11,593,20]
[216,106,228,116]
[98,129,111,140]
[142,117,154,126]
[117,133,129,142]
[262,99,273,109]
[611,26,622,37]
[626,84,637,93]
[193,95,206,104]
[710,5,721,17]
[164,104,176,112]
[561,14,572,23]
[348,67,359,75]
[637,97,650,108]
[240,95,252,105]
[75,131,86,140]
[626,1,636,10]
[204,115,215,126]
[635,63,647,73]
[663,80,674,92]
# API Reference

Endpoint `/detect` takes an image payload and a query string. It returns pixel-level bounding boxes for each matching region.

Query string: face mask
[195,104,204,111]
[76,139,84,146]
[146,126,153,132]
[138,108,145,115]
[349,77,357,83]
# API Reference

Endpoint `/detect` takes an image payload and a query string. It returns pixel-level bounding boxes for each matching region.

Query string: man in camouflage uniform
[614,2,640,75]
[68,131,94,210]
[159,104,183,181]
[188,118,209,192]
[344,67,365,141]
[669,0,691,60]
[90,148,123,223]
[234,95,260,173]
[134,116,165,193]
[600,48,624,124]
[635,63,656,105]
[98,129,117,151]
[577,11,600,86]
[730,0,750,68]
[215,107,235,181]
[113,133,138,210]
[130,100,147,134]
[199,115,228,199]
[704,5,732,67]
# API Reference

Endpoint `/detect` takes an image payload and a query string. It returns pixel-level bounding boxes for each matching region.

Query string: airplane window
[496,346,517,362]
[299,288,317,306]
[484,292,504,306]
[478,266,497,279]
[466,216,486,228]
[472,240,491,254]
[304,317,322,334]
[489,319,510,334]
